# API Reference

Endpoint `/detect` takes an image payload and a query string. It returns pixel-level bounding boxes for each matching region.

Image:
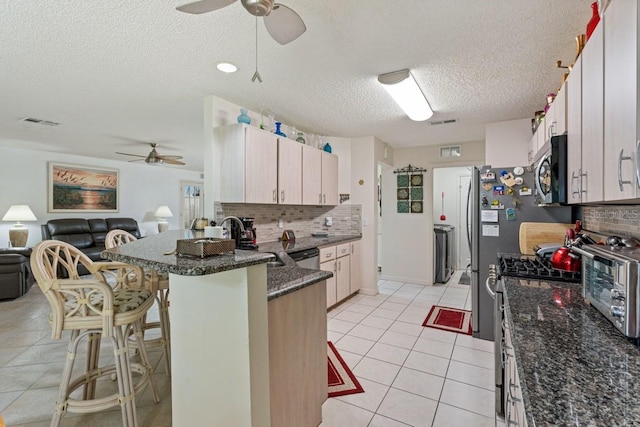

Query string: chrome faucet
[220,216,245,241]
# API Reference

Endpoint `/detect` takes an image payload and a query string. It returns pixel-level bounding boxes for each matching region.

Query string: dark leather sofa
[41,218,141,275]
[0,248,34,300]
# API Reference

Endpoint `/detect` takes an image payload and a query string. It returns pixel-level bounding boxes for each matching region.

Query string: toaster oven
[572,245,640,337]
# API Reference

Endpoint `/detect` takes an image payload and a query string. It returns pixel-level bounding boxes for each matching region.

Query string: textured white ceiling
[1,0,593,171]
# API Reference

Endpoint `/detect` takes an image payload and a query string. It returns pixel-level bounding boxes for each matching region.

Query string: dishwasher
[288,247,320,270]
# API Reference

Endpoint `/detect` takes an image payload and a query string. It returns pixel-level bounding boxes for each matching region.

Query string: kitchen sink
[266,260,285,268]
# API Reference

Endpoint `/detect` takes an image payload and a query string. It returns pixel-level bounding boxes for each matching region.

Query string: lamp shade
[154,206,173,219]
[2,205,37,222]
[378,69,433,121]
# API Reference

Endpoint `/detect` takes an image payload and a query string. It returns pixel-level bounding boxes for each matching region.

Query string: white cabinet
[321,152,339,206]
[604,0,640,201]
[320,240,360,308]
[529,119,546,163]
[218,124,278,204]
[504,308,528,427]
[278,138,302,205]
[217,124,306,204]
[580,20,605,203]
[336,243,351,302]
[349,240,361,294]
[320,246,337,308]
[566,56,583,204]
[546,84,567,140]
[301,145,339,206]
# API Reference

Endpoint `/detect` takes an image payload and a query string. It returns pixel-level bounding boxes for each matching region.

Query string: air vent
[430,119,457,125]
[19,117,60,127]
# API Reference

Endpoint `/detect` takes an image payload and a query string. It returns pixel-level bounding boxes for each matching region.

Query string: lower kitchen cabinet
[268,279,327,426]
[504,295,528,427]
[349,240,361,294]
[320,240,360,309]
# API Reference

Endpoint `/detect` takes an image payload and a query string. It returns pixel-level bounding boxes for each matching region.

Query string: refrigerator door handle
[485,276,496,299]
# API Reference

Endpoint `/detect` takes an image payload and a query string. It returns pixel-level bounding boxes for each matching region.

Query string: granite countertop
[503,276,640,426]
[101,230,360,301]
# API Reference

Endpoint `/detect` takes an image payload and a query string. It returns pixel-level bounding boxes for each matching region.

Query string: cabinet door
[302,145,322,205]
[550,84,567,138]
[321,261,337,308]
[321,152,339,205]
[581,22,605,203]
[278,138,302,205]
[604,0,639,201]
[245,127,278,204]
[349,240,361,294]
[566,57,583,204]
[336,255,351,303]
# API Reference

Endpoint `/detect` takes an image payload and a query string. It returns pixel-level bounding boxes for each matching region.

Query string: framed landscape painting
[48,162,119,212]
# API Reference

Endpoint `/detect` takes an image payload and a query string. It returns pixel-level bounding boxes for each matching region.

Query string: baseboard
[356,288,378,296]
[379,274,431,286]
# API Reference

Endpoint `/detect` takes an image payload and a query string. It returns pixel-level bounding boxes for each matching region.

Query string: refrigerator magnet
[513,166,525,176]
[519,186,532,196]
[505,207,516,220]
[480,171,496,182]
[482,183,493,191]
[493,185,505,195]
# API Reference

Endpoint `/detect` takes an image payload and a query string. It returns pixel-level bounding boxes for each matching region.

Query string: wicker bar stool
[106,229,171,376]
[30,240,159,427]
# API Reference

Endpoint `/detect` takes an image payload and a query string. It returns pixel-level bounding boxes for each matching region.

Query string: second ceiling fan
[176,0,306,45]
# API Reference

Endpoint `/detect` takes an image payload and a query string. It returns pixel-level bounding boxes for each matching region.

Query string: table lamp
[155,205,173,233]
[2,205,37,247]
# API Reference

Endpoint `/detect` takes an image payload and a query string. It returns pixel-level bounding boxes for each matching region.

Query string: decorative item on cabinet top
[237,108,251,125]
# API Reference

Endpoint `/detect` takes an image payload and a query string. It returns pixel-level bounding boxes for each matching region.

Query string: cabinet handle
[281,190,285,202]
[325,253,332,259]
[618,149,633,192]
[636,141,640,188]
[338,260,341,271]
[323,194,326,204]
[273,189,277,202]
[580,170,587,195]
[333,262,337,272]
[351,244,354,254]
[319,194,322,205]
[571,171,580,197]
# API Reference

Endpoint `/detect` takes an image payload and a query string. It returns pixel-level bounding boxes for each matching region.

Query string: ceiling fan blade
[157,155,184,160]
[176,0,237,14]
[116,152,146,158]
[159,158,186,166]
[264,4,306,45]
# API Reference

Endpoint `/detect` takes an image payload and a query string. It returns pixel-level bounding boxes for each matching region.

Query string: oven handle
[486,276,496,299]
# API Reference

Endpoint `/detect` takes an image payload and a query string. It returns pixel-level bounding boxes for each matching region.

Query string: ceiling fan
[176,0,306,45]
[116,143,185,166]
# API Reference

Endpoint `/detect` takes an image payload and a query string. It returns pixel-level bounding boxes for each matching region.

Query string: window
[439,145,461,158]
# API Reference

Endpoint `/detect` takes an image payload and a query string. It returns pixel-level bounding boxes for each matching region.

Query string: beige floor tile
[377,387,438,427]
[378,330,418,350]
[446,360,495,391]
[335,335,376,356]
[334,310,368,324]
[439,379,496,419]
[451,345,494,370]
[344,303,377,315]
[320,397,374,427]
[328,318,357,334]
[360,315,395,330]
[366,342,410,366]
[413,336,455,360]
[388,321,424,337]
[353,357,401,386]
[392,367,445,401]
[369,414,413,426]
[433,402,495,427]
[454,333,495,353]
[378,301,409,312]
[348,324,386,342]
[370,308,402,320]
[335,377,389,412]
[403,351,450,378]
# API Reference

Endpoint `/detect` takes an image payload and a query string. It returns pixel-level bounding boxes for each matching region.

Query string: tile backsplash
[581,205,640,238]
[214,202,362,243]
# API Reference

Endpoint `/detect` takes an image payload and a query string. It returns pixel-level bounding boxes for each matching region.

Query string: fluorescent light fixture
[378,69,433,121]
[217,62,238,73]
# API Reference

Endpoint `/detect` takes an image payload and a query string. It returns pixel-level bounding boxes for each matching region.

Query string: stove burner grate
[498,255,581,283]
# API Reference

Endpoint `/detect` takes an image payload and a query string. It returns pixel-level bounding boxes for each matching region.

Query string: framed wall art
[48,162,119,212]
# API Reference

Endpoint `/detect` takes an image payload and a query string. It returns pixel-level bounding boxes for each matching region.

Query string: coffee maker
[230,217,258,250]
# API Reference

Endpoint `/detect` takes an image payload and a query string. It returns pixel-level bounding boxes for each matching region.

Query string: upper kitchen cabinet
[580,19,604,203]
[301,145,339,206]
[546,83,567,140]
[566,56,583,204]
[277,137,302,205]
[322,152,339,205]
[218,124,278,204]
[217,124,303,204]
[603,0,640,201]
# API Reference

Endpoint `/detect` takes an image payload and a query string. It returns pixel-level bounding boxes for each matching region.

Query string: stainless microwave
[534,134,568,205]
[573,244,640,337]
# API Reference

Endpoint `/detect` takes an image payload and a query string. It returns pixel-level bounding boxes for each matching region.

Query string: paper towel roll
[204,226,224,238]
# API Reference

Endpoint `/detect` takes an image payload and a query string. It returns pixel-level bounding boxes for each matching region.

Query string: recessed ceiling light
[217,62,238,73]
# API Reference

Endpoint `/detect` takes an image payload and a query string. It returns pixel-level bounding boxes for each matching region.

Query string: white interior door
[180,180,204,228]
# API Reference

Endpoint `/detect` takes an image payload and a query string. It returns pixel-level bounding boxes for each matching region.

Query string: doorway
[432,166,472,272]
[180,181,204,229]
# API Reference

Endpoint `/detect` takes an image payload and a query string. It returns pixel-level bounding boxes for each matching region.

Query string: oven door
[534,150,553,204]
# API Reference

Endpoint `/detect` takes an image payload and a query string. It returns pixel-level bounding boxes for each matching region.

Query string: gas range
[498,254,581,283]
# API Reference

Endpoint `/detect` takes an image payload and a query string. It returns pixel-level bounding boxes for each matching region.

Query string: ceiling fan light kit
[378,69,433,121]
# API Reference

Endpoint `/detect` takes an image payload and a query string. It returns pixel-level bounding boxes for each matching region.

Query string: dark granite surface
[503,276,640,426]
[101,230,360,300]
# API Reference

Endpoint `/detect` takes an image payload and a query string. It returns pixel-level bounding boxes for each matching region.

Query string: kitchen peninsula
[102,229,333,427]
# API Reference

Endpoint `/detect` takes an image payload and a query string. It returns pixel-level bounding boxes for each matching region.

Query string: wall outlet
[278,218,284,229]
[362,216,368,226]
[325,217,333,226]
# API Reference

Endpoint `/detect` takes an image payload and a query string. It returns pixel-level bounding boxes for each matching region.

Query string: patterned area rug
[422,305,472,335]
[328,341,364,398]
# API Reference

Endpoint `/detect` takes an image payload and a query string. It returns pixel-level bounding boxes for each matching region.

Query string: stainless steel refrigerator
[467,165,572,341]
